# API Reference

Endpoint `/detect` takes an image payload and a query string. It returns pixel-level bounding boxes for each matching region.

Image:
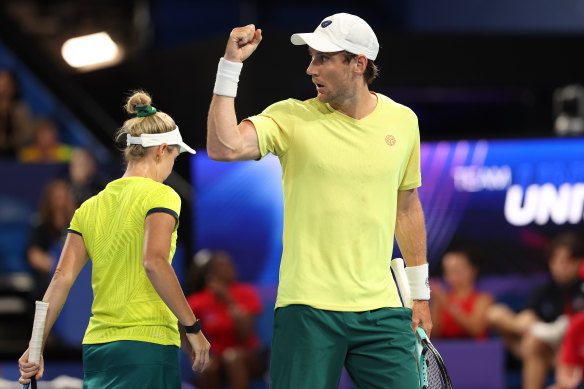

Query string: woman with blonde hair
[18,91,210,388]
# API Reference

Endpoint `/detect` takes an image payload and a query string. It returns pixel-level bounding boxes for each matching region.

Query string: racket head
[416,328,453,389]
[416,328,429,388]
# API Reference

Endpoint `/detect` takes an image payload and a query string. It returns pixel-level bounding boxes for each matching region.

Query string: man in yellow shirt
[207,13,431,389]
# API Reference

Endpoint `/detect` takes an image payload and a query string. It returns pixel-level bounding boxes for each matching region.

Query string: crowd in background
[0,67,108,278]
[430,235,584,389]
[1,64,584,389]
[0,69,75,163]
[186,250,268,389]
[0,67,110,361]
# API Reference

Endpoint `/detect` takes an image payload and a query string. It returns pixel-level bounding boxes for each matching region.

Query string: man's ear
[354,54,367,75]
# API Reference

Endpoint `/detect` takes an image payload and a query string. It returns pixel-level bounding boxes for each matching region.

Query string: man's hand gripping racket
[19,301,49,389]
[391,259,452,389]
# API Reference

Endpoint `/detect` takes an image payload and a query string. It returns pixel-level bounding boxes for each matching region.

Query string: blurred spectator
[187,250,267,389]
[66,147,108,205]
[430,244,494,339]
[18,117,73,163]
[488,232,584,389]
[26,179,75,299]
[547,311,584,389]
[0,69,33,157]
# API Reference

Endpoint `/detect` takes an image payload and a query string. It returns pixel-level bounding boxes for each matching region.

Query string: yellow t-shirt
[68,177,181,346]
[247,93,421,311]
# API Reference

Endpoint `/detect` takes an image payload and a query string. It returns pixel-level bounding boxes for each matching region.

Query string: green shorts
[270,305,418,389]
[82,340,181,389]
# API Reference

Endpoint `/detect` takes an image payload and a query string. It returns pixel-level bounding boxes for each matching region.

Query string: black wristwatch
[184,319,201,334]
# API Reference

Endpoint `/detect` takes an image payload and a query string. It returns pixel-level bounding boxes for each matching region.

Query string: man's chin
[316,93,329,103]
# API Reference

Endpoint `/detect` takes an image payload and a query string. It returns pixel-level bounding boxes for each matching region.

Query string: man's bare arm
[395,188,426,268]
[207,25,262,162]
[395,188,432,334]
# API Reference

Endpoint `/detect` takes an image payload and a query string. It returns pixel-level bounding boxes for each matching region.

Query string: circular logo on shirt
[385,135,396,146]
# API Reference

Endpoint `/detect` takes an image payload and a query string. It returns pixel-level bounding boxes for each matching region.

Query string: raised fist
[224,24,263,62]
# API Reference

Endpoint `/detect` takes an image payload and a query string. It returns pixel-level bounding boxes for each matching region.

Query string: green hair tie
[135,104,157,117]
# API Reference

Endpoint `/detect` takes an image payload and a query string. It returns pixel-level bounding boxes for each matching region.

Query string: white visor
[126,127,196,154]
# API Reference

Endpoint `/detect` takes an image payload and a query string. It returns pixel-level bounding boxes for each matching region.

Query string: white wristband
[213,57,243,97]
[405,263,430,300]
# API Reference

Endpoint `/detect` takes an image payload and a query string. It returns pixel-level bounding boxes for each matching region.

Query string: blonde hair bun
[115,89,177,162]
[125,91,152,115]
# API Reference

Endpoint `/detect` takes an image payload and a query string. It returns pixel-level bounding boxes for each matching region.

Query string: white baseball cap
[290,13,379,60]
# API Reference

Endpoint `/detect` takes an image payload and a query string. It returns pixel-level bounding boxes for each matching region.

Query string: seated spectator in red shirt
[488,232,584,389]
[430,244,493,339]
[187,250,267,389]
[547,311,584,389]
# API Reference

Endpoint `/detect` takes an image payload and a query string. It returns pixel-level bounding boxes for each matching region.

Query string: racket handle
[23,377,36,389]
[23,301,49,389]
[22,376,36,389]
[391,258,412,308]
[416,326,428,341]
[29,301,49,363]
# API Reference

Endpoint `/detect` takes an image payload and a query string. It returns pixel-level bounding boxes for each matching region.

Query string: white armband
[213,57,243,97]
[405,263,430,300]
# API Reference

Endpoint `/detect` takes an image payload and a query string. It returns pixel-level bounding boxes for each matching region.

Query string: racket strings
[424,350,447,388]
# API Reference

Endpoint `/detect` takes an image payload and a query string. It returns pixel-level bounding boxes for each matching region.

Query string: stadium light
[61,32,122,71]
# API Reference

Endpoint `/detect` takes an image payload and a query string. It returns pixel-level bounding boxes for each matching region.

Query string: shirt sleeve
[144,185,182,229]
[245,99,295,159]
[68,206,83,236]
[399,113,422,190]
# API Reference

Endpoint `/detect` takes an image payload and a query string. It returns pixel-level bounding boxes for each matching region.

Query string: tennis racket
[416,327,453,389]
[390,258,452,389]
[23,301,49,389]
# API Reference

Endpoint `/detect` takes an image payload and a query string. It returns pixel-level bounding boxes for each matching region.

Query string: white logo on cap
[321,20,332,28]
